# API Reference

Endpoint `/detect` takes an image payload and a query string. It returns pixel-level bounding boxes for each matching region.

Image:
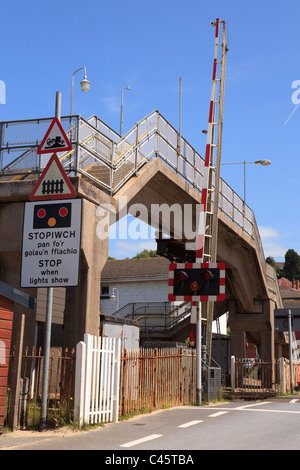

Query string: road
[1,397,300,453]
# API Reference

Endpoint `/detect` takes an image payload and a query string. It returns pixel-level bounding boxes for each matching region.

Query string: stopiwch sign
[21,199,82,287]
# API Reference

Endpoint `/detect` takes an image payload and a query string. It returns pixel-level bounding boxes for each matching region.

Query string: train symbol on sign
[29,154,77,201]
[42,179,64,195]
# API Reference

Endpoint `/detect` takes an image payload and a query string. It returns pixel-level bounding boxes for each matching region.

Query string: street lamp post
[111,287,119,312]
[70,67,90,116]
[120,86,130,136]
[221,159,271,204]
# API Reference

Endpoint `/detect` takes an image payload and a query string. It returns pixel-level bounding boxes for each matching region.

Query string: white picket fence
[74,334,121,427]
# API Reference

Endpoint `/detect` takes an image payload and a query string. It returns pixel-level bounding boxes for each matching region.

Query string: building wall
[100,279,168,316]
[100,279,228,335]
[36,287,66,325]
[0,295,14,433]
[102,322,140,349]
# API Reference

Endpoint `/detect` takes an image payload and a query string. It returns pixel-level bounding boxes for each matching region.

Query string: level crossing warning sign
[21,198,82,287]
[29,153,77,201]
[37,117,72,154]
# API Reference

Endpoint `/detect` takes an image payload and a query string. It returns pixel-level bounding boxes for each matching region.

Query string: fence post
[74,341,86,427]
[112,338,121,423]
[280,357,285,395]
[230,356,235,392]
[153,349,157,408]
[83,334,93,424]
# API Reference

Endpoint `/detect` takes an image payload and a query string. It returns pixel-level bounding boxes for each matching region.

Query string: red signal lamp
[201,270,214,281]
[177,271,188,281]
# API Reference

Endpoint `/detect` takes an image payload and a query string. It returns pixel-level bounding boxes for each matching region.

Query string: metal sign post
[274,307,298,394]
[40,92,61,431]
[36,92,80,430]
[288,309,294,394]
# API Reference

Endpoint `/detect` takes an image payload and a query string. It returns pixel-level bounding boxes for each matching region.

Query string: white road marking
[290,399,298,403]
[178,420,203,428]
[234,402,271,410]
[120,434,163,448]
[180,404,300,415]
[208,411,228,418]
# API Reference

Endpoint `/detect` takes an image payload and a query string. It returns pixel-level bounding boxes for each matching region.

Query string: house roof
[278,277,293,291]
[280,290,300,299]
[278,277,300,302]
[102,257,170,282]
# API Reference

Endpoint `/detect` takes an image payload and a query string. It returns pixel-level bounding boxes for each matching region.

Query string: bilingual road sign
[274,308,300,332]
[29,153,77,201]
[37,118,72,154]
[21,199,81,288]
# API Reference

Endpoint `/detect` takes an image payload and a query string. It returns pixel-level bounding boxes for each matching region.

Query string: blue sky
[1,0,300,261]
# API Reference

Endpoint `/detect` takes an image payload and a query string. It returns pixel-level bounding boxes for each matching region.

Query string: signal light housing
[189,281,199,292]
[168,262,225,302]
[201,270,213,281]
[177,270,188,282]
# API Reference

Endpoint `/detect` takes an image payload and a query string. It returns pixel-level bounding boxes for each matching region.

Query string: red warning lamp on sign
[33,202,72,228]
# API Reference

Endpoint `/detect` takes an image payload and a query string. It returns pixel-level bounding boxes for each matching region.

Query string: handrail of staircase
[0,110,266,275]
[110,300,190,318]
[110,300,192,332]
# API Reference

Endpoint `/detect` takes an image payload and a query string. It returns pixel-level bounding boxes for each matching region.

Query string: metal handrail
[0,111,263,268]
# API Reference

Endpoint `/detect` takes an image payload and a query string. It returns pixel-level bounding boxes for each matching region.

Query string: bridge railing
[0,111,263,266]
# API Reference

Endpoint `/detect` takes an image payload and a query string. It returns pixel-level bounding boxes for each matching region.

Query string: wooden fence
[119,347,197,416]
[281,359,300,393]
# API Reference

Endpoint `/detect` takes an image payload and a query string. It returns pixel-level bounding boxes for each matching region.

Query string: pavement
[0,426,90,450]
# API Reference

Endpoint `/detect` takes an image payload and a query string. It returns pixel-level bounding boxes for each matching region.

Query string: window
[100,286,110,299]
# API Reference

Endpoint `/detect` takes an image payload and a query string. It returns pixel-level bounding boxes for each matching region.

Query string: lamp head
[80,76,90,92]
[255,159,271,166]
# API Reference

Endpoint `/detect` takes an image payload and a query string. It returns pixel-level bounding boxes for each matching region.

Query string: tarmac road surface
[1,397,300,452]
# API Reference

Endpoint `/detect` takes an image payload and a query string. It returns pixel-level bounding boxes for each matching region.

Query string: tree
[133,249,160,259]
[283,249,300,281]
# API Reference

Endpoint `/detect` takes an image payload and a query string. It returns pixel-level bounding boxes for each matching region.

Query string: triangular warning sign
[29,153,77,201]
[37,117,72,154]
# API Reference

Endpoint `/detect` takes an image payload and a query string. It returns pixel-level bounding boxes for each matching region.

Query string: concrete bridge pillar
[229,299,276,362]
[0,180,110,352]
[63,197,109,351]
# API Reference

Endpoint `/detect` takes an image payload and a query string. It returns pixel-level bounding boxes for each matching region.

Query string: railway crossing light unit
[168,262,225,302]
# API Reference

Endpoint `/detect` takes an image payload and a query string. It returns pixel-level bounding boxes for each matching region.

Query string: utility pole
[288,309,294,393]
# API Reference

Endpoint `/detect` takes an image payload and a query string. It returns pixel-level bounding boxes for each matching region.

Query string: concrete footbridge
[0,110,286,361]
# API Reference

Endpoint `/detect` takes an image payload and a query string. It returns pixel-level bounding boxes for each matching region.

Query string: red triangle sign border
[29,153,77,201]
[37,117,72,154]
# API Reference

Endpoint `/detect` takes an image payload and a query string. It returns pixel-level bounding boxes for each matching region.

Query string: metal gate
[231,357,280,394]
